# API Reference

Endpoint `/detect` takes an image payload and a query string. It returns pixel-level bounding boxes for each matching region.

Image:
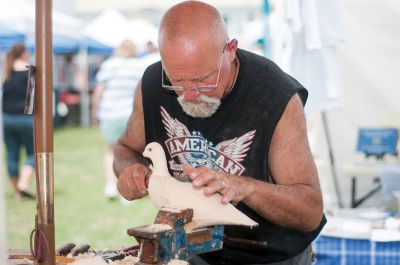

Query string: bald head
[158,1,228,58]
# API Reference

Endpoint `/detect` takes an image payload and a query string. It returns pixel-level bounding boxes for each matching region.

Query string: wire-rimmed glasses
[161,43,228,92]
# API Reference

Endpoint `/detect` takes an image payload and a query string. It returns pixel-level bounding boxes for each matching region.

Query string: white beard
[177,94,221,118]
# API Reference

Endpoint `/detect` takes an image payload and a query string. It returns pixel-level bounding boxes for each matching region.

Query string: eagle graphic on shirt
[160,106,256,179]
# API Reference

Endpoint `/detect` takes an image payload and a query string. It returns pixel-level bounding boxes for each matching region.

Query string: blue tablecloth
[313,235,400,265]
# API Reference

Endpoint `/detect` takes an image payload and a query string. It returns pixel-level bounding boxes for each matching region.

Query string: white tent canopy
[83,9,158,52]
[0,0,82,37]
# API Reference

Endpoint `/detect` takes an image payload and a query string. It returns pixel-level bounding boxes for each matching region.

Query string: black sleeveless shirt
[142,49,326,264]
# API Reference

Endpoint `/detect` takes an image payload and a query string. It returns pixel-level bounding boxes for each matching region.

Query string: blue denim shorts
[99,118,129,144]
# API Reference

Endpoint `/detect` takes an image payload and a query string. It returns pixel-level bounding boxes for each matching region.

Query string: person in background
[137,41,159,58]
[92,39,144,200]
[1,43,35,201]
[113,1,326,264]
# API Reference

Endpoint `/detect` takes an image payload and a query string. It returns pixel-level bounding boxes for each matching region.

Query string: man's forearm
[242,177,323,232]
[113,142,149,177]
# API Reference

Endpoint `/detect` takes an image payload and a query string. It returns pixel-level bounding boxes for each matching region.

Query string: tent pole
[321,111,344,208]
[35,0,55,264]
[79,44,90,127]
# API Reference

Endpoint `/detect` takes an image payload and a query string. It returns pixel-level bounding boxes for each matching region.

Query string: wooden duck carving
[143,142,257,230]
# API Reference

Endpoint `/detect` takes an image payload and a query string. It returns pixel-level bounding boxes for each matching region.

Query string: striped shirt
[95,56,149,121]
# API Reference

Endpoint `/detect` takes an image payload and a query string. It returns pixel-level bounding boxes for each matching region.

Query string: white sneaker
[104,181,118,199]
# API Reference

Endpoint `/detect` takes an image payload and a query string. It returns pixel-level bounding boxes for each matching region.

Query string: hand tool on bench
[56,243,76,256]
[72,244,91,256]
[8,249,75,264]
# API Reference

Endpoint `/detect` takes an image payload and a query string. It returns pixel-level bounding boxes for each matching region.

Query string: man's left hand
[183,164,249,205]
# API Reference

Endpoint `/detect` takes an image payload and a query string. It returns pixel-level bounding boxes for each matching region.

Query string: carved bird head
[143,142,170,176]
[143,142,163,160]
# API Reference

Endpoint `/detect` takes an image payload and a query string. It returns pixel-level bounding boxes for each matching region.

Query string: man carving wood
[113,1,326,264]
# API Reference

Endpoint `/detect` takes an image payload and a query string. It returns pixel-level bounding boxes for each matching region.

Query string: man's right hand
[117,164,152,200]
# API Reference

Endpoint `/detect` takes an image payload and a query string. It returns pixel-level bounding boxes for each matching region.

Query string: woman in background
[1,43,35,201]
[92,40,143,200]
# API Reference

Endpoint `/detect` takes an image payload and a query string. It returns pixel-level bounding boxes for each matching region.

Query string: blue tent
[0,26,112,55]
[0,25,26,51]
[85,38,113,55]
[27,35,113,55]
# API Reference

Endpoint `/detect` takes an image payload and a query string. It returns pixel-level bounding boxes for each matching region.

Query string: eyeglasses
[161,42,228,92]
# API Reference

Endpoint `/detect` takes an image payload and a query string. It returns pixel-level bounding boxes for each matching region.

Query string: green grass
[5,126,158,250]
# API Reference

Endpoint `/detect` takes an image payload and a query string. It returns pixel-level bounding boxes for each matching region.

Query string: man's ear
[227,39,238,61]
[228,38,238,49]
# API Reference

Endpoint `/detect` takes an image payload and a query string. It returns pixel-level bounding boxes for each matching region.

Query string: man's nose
[183,88,201,101]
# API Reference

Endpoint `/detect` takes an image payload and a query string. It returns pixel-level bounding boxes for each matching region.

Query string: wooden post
[35,0,55,264]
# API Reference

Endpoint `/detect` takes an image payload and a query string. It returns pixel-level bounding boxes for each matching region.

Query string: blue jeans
[2,113,35,178]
